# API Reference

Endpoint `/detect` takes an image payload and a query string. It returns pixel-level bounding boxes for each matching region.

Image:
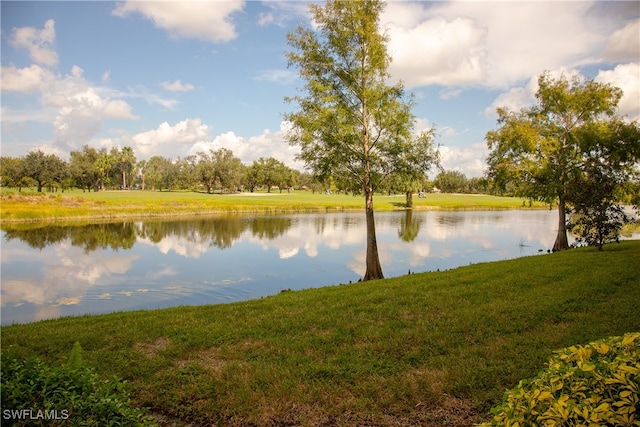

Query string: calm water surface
[2,210,636,325]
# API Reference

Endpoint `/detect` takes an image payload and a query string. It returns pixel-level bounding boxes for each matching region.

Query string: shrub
[479,332,640,426]
[1,342,156,426]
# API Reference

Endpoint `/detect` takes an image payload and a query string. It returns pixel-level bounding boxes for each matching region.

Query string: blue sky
[2,1,638,177]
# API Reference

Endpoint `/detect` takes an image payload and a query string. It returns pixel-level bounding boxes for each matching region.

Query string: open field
[2,240,639,426]
[0,189,545,222]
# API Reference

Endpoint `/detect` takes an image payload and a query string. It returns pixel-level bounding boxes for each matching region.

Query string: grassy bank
[0,189,544,222]
[2,241,639,426]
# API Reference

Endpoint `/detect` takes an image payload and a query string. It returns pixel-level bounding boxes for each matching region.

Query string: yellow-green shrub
[479,332,640,426]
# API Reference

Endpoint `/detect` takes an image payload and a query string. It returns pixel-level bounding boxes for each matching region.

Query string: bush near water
[480,332,640,426]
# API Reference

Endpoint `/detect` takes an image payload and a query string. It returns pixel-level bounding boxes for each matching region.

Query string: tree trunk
[363,185,384,281]
[553,196,569,251]
[405,191,413,208]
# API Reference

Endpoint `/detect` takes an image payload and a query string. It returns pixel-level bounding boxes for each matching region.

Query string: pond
[1,210,637,325]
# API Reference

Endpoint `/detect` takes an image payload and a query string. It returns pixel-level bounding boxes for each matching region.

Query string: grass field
[2,240,638,426]
[0,189,544,222]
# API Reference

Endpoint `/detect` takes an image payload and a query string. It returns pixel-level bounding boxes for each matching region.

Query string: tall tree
[0,156,25,190]
[174,155,198,190]
[211,148,245,193]
[137,159,147,191]
[94,149,114,191]
[145,156,173,191]
[434,170,469,194]
[248,157,287,193]
[196,151,217,194]
[486,72,628,251]
[69,145,100,192]
[117,146,136,190]
[21,150,68,192]
[396,130,439,207]
[285,0,436,280]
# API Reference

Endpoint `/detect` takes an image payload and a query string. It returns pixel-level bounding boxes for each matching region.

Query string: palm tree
[118,147,136,189]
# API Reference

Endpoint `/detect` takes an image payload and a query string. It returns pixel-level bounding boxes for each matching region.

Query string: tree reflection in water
[2,215,295,252]
[2,210,622,325]
[398,210,423,242]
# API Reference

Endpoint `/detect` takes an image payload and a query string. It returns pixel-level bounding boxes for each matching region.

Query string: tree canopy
[285,0,438,280]
[486,71,640,251]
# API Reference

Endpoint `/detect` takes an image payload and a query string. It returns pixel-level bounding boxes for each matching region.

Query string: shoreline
[0,190,548,224]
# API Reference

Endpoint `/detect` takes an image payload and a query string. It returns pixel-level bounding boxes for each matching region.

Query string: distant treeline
[0,146,306,194]
[1,145,495,196]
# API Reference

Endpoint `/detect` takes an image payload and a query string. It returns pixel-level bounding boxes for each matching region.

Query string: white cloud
[257,13,274,27]
[133,88,179,110]
[47,66,139,150]
[413,117,433,134]
[161,80,195,92]
[255,1,311,27]
[30,144,66,158]
[131,118,211,158]
[112,1,244,43]
[441,127,458,139]
[604,19,640,62]
[439,88,462,100]
[10,19,58,66]
[102,99,137,119]
[187,122,303,169]
[2,19,140,152]
[596,62,640,121]
[0,64,55,92]
[383,2,622,89]
[483,76,539,117]
[254,69,297,84]
[386,16,488,87]
[2,62,139,151]
[439,143,488,178]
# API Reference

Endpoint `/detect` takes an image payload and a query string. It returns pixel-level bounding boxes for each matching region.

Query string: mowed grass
[2,241,638,426]
[0,189,544,222]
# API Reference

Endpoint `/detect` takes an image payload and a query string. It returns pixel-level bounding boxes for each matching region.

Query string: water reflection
[2,210,637,325]
[398,210,423,242]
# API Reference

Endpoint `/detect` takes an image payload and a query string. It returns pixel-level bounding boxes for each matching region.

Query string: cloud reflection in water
[2,209,622,325]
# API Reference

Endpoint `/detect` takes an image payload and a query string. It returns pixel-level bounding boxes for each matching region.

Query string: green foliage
[284,0,437,195]
[566,159,630,250]
[485,71,637,252]
[1,343,155,426]
[434,170,469,193]
[479,332,640,426]
[247,157,294,193]
[20,150,68,193]
[69,146,100,192]
[566,119,640,250]
[67,341,85,370]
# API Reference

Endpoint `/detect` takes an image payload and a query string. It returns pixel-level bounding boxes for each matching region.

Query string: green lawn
[2,240,638,426]
[0,189,544,222]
